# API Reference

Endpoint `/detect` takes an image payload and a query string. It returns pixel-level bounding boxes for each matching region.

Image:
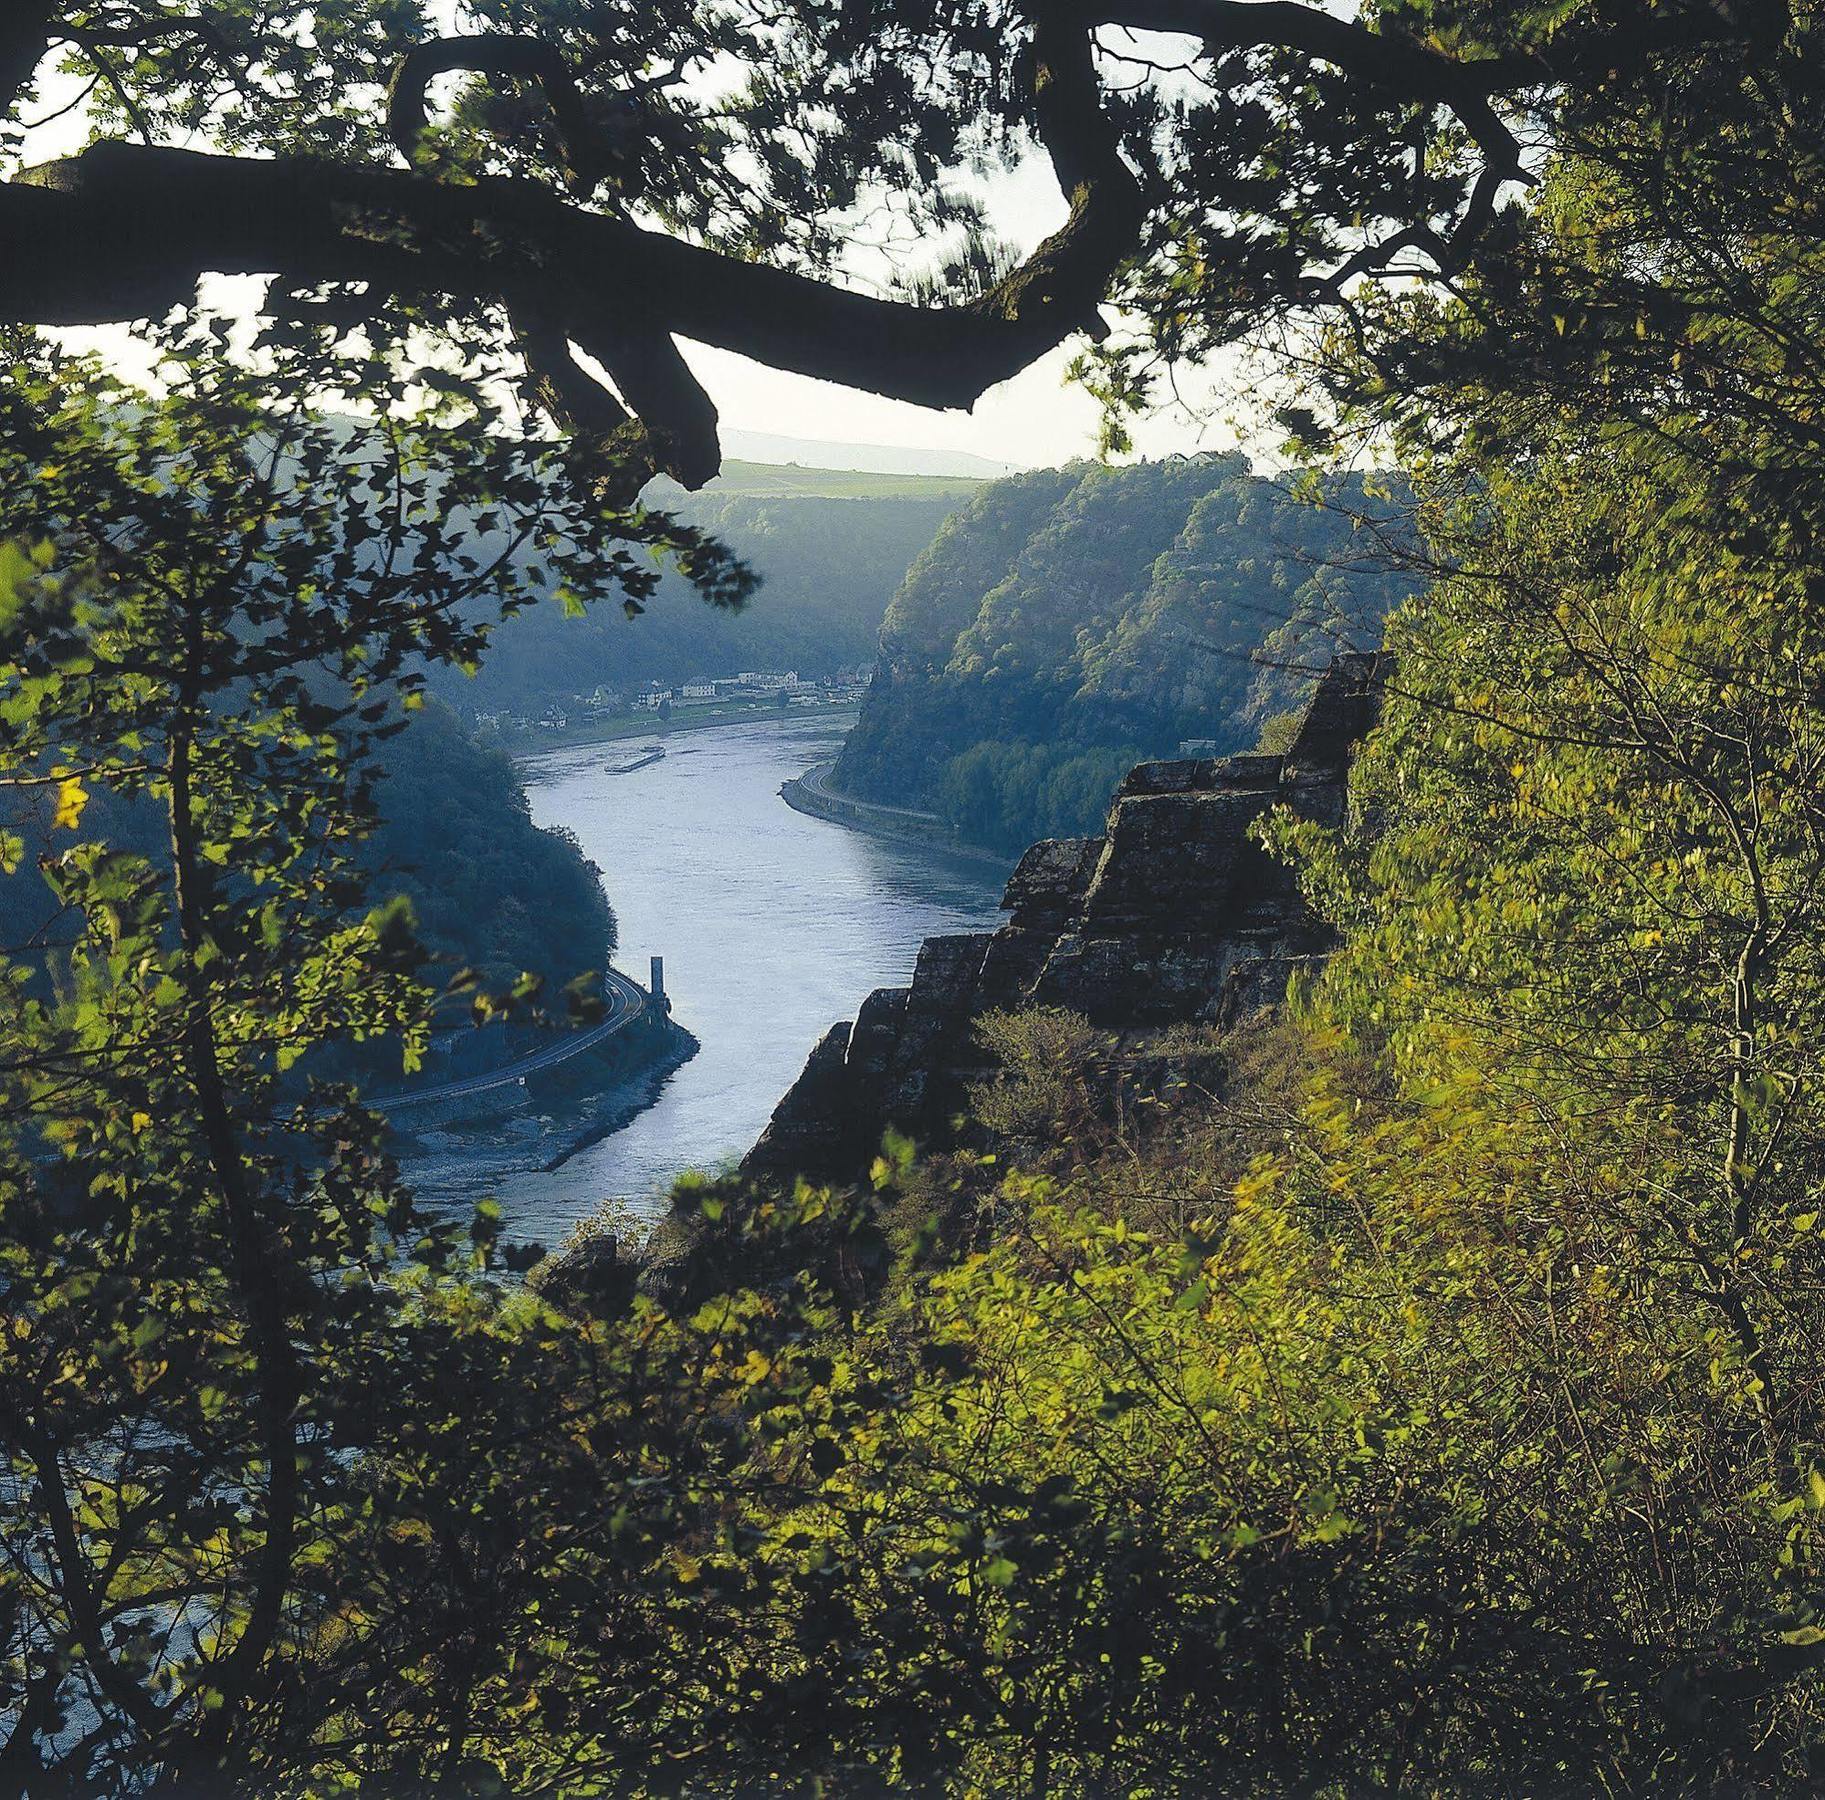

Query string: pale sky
[677,152,1247,469]
[680,337,1244,471]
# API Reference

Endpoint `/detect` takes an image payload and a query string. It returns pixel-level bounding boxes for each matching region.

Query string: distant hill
[430,470,980,721]
[719,430,1021,480]
[831,455,1417,853]
[647,460,986,502]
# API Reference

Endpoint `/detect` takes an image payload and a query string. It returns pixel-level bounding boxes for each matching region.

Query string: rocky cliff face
[743,652,1389,1184]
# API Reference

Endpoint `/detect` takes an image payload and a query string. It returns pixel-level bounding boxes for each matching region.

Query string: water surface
[404,716,1008,1245]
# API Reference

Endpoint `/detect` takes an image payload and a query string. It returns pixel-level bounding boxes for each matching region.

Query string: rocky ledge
[742,652,1390,1184]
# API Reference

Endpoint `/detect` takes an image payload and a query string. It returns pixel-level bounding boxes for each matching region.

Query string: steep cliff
[744,652,1388,1183]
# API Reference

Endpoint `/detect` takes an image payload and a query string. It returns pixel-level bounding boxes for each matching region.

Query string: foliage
[1219,19,1825,1777]
[1251,708,1305,755]
[967,1005,1109,1146]
[934,738,1144,855]
[1252,425,1825,1753]
[0,324,752,1791]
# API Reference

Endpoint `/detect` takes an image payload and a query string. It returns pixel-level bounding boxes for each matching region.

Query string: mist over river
[400,715,1009,1247]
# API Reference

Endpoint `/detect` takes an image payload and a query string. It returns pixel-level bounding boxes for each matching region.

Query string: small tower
[649,954,668,1012]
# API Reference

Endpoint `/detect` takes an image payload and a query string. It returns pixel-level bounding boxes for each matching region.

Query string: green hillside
[430,472,978,722]
[832,455,1416,852]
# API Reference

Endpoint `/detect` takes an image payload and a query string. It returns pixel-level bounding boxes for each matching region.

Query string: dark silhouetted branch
[0,3,54,117]
[3,138,1136,430]
[1102,0,1532,176]
[388,33,605,194]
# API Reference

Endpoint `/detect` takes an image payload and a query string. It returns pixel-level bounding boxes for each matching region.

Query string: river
[400,714,1010,1248]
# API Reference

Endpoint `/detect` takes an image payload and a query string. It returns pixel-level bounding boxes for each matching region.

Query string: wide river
[402,714,1009,1247]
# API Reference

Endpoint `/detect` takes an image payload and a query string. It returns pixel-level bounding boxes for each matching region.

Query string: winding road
[371,966,650,1113]
[780,762,1011,868]
[790,760,945,823]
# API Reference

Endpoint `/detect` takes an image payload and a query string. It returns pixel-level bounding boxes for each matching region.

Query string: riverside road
[372,965,649,1113]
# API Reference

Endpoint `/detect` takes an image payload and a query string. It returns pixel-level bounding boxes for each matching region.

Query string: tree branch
[565,312,722,488]
[0,9,1531,477]
[2,139,1136,438]
[388,33,605,194]
[1100,0,1532,175]
[1011,0,1148,333]
[2,4,1777,490]
[511,305,723,494]
[511,307,632,440]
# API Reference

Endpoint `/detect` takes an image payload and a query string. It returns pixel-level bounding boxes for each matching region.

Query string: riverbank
[400,716,1010,1241]
[389,1004,700,1244]
[500,701,862,758]
[382,996,692,1136]
[539,1023,699,1175]
[780,762,1013,869]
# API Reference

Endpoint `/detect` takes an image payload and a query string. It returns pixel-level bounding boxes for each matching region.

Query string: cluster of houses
[472,665,874,736]
[631,666,874,712]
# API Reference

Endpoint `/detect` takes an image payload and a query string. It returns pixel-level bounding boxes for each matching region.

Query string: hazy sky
[681,334,1241,471]
[678,153,1244,469]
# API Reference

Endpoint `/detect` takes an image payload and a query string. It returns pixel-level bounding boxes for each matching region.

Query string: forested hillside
[428,472,973,719]
[0,697,612,1009]
[833,455,1414,850]
[361,701,615,990]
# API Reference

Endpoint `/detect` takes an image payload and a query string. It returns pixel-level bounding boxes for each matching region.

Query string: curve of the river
[401,714,1009,1247]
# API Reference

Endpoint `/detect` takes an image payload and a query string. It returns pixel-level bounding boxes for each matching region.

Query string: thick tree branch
[1104,0,1541,92]
[0,2,54,119]
[511,308,632,440]
[513,305,722,492]
[394,21,1125,485]
[566,313,722,488]
[1011,1,1148,333]
[0,10,1534,482]
[1,140,1136,438]
[4,3,1778,491]
[388,33,605,194]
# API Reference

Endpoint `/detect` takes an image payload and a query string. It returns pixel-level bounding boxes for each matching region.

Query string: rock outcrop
[742,652,1389,1183]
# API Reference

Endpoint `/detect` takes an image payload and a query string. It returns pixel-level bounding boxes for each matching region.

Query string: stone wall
[742,652,1390,1183]
[779,762,1008,866]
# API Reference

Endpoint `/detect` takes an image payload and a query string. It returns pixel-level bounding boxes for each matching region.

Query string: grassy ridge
[648,460,987,502]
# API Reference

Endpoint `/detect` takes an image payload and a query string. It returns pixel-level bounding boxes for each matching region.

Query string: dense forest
[833,456,1414,850]
[0,693,620,1088]
[428,469,974,720]
[5,0,1825,1794]
[0,697,612,1004]
[357,701,615,992]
